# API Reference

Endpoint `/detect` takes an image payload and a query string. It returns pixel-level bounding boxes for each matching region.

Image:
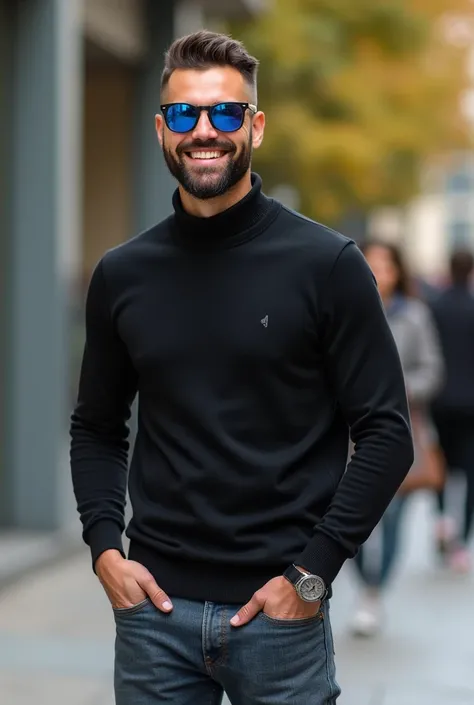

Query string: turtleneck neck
[171,173,280,249]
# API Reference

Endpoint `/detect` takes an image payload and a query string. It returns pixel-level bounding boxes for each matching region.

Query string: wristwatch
[283,564,327,603]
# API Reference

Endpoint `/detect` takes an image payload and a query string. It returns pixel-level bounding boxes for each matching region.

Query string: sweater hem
[129,541,290,604]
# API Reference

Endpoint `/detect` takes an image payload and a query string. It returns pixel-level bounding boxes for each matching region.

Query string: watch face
[299,575,325,602]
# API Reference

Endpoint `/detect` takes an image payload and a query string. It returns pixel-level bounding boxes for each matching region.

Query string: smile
[186,150,228,160]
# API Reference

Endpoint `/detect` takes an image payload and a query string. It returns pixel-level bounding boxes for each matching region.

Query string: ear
[251,110,265,150]
[155,114,164,148]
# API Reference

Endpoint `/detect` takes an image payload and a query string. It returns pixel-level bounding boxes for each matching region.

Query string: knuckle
[140,573,154,586]
[136,569,156,586]
[149,587,166,602]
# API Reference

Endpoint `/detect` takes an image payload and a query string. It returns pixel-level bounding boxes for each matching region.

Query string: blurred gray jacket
[386,295,444,406]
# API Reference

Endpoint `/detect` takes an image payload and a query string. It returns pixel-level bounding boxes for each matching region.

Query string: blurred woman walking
[350,241,444,637]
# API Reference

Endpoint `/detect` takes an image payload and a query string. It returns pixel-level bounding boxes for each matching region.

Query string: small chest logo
[261,315,269,328]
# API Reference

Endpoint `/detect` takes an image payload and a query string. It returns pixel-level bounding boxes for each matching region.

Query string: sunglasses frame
[160,102,258,133]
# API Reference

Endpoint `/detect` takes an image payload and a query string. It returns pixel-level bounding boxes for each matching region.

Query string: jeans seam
[219,606,228,667]
[209,682,222,705]
[259,611,322,626]
[112,598,150,616]
[322,606,336,702]
[202,601,215,677]
[206,606,228,669]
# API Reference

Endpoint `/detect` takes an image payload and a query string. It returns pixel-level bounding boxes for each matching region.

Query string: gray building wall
[0,0,13,525]
[0,0,259,533]
[6,0,83,529]
[0,0,177,532]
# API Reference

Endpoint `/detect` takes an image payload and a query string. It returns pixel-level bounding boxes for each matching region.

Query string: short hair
[161,30,259,103]
[450,249,474,286]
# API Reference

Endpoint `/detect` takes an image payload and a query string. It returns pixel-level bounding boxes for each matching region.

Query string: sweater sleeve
[295,242,414,586]
[70,259,138,570]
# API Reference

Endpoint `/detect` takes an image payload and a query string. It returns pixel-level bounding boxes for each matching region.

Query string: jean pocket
[113,598,151,617]
[258,609,324,627]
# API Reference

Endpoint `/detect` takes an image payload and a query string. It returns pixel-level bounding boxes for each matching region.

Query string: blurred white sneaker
[449,546,471,574]
[351,592,382,638]
[435,516,456,559]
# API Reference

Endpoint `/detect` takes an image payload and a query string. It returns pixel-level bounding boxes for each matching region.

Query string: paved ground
[0,492,472,704]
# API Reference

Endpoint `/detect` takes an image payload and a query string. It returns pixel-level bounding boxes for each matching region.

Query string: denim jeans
[114,595,340,705]
[353,495,407,588]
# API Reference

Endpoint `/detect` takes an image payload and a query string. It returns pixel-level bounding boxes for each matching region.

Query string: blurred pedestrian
[431,249,474,573]
[414,274,442,305]
[351,241,444,637]
[70,31,413,705]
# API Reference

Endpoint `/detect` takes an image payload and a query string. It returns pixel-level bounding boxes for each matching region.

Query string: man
[70,30,413,705]
[431,250,474,573]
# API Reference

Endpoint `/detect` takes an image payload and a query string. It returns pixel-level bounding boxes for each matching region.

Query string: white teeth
[189,151,223,159]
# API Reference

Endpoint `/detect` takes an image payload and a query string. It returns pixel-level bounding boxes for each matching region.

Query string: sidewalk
[0,525,81,590]
[0,493,472,705]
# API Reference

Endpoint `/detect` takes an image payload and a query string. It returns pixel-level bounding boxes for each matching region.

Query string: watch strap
[283,564,307,586]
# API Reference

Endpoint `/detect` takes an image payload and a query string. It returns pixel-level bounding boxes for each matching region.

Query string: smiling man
[160,68,257,202]
[159,55,262,212]
[70,30,414,705]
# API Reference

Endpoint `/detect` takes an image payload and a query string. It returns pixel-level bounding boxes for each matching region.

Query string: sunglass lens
[211,103,245,132]
[166,104,198,133]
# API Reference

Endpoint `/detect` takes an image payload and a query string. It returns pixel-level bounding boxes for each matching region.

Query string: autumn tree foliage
[229,0,474,223]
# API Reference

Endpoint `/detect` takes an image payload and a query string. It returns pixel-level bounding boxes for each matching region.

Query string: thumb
[137,574,173,613]
[230,592,264,628]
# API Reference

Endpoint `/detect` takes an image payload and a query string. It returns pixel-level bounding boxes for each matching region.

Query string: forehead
[367,246,394,265]
[165,67,249,104]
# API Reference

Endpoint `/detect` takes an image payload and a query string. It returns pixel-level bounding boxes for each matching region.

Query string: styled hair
[360,239,413,297]
[161,30,259,103]
[450,249,474,287]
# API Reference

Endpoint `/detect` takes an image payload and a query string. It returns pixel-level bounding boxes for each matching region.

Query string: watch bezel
[294,573,326,602]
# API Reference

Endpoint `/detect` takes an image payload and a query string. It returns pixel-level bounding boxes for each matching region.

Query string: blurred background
[1,1,474,703]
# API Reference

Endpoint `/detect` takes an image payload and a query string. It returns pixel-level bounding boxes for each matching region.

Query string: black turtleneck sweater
[70,173,413,603]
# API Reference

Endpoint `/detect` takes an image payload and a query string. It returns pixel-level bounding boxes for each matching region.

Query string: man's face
[155,67,265,200]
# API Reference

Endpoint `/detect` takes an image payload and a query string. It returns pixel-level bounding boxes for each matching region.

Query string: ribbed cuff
[86,519,125,573]
[295,532,348,587]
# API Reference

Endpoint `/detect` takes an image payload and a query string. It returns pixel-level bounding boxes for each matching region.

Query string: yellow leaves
[229,0,474,223]
[303,123,379,173]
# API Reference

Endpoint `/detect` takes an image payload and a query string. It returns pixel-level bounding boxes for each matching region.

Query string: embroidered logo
[261,315,269,328]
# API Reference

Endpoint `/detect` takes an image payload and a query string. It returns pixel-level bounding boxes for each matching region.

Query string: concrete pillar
[7,0,83,529]
[0,0,14,525]
[133,0,176,233]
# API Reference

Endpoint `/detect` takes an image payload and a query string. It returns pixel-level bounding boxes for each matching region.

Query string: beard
[163,131,253,200]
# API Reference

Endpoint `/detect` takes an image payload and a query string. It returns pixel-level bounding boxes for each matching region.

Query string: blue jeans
[114,596,340,704]
[353,495,406,587]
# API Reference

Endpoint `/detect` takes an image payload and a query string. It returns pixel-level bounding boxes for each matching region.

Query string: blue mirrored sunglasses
[160,102,257,134]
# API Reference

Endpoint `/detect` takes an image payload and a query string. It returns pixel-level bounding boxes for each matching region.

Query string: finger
[230,592,264,627]
[137,574,173,613]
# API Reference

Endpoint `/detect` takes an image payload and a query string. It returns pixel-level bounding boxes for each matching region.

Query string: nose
[191,109,218,141]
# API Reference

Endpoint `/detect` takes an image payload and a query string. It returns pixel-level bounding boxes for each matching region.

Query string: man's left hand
[230,576,320,627]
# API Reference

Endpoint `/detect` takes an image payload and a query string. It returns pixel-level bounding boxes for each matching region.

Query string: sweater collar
[171,172,279,249]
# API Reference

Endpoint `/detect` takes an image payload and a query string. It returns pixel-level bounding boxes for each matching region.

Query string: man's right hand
[95,549,173,613]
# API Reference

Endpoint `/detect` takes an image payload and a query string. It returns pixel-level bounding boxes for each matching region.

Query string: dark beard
[163,133,252,200]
